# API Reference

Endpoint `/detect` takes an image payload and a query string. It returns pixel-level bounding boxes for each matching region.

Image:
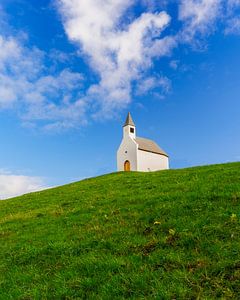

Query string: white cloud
[58,0,175,116]
[169,60,179,70]
[1,1,240,129]
[0,172,47,200]
[225,17,240,34]
[179,0,240,40]
[57,0,240,118]
[228,0,240,7]
[179,0,222,40]
[225,0,240,34]
[136,75,171,96]
[0,34,86,130]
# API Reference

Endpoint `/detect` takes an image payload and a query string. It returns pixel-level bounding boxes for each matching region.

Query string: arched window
[124,160,131,171]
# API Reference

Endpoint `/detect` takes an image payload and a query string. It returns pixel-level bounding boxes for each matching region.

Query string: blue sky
[0,0,240,199]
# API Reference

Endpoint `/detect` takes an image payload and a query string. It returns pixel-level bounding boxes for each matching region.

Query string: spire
[123,112,135,127]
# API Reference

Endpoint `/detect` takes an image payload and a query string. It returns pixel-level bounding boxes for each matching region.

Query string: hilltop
[0,162,240,299]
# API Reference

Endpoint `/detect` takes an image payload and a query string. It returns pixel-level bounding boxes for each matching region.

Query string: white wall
[117,123,169,172]
[117,136,138,171]
[137,149,169,172]
[123,125,136,139]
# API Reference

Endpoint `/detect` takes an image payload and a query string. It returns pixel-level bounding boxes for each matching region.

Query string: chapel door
[124,160,131,171]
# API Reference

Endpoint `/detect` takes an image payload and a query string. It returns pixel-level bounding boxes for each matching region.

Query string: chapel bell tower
[123,112,136,139]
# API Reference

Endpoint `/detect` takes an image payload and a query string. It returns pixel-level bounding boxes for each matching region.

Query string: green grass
[0,162,240,299]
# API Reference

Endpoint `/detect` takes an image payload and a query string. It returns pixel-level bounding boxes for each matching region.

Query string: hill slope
[0,163,240,299]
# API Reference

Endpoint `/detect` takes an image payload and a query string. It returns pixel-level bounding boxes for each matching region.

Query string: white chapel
[117,113,169,172]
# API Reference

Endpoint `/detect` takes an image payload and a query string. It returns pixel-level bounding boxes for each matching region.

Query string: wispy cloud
[0,32,86,130]
[179,0,240,40]
[0,170,47,200]
[225,0,240,34]
[135,75,171,96]
[179,0,221,39]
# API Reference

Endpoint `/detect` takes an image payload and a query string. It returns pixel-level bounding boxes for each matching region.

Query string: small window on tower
[130,127,134,133]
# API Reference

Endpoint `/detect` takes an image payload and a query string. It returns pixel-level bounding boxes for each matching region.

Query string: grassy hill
[0,162,240,299]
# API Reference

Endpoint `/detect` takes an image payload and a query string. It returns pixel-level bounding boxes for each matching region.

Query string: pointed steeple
[123,112,135,127]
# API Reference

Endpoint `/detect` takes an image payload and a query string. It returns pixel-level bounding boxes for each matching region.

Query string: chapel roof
[135,137,169,157]
[123,112,135,127]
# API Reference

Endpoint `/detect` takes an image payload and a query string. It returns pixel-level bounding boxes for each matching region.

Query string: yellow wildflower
[230,213,237,222]
[169,229,176,236]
